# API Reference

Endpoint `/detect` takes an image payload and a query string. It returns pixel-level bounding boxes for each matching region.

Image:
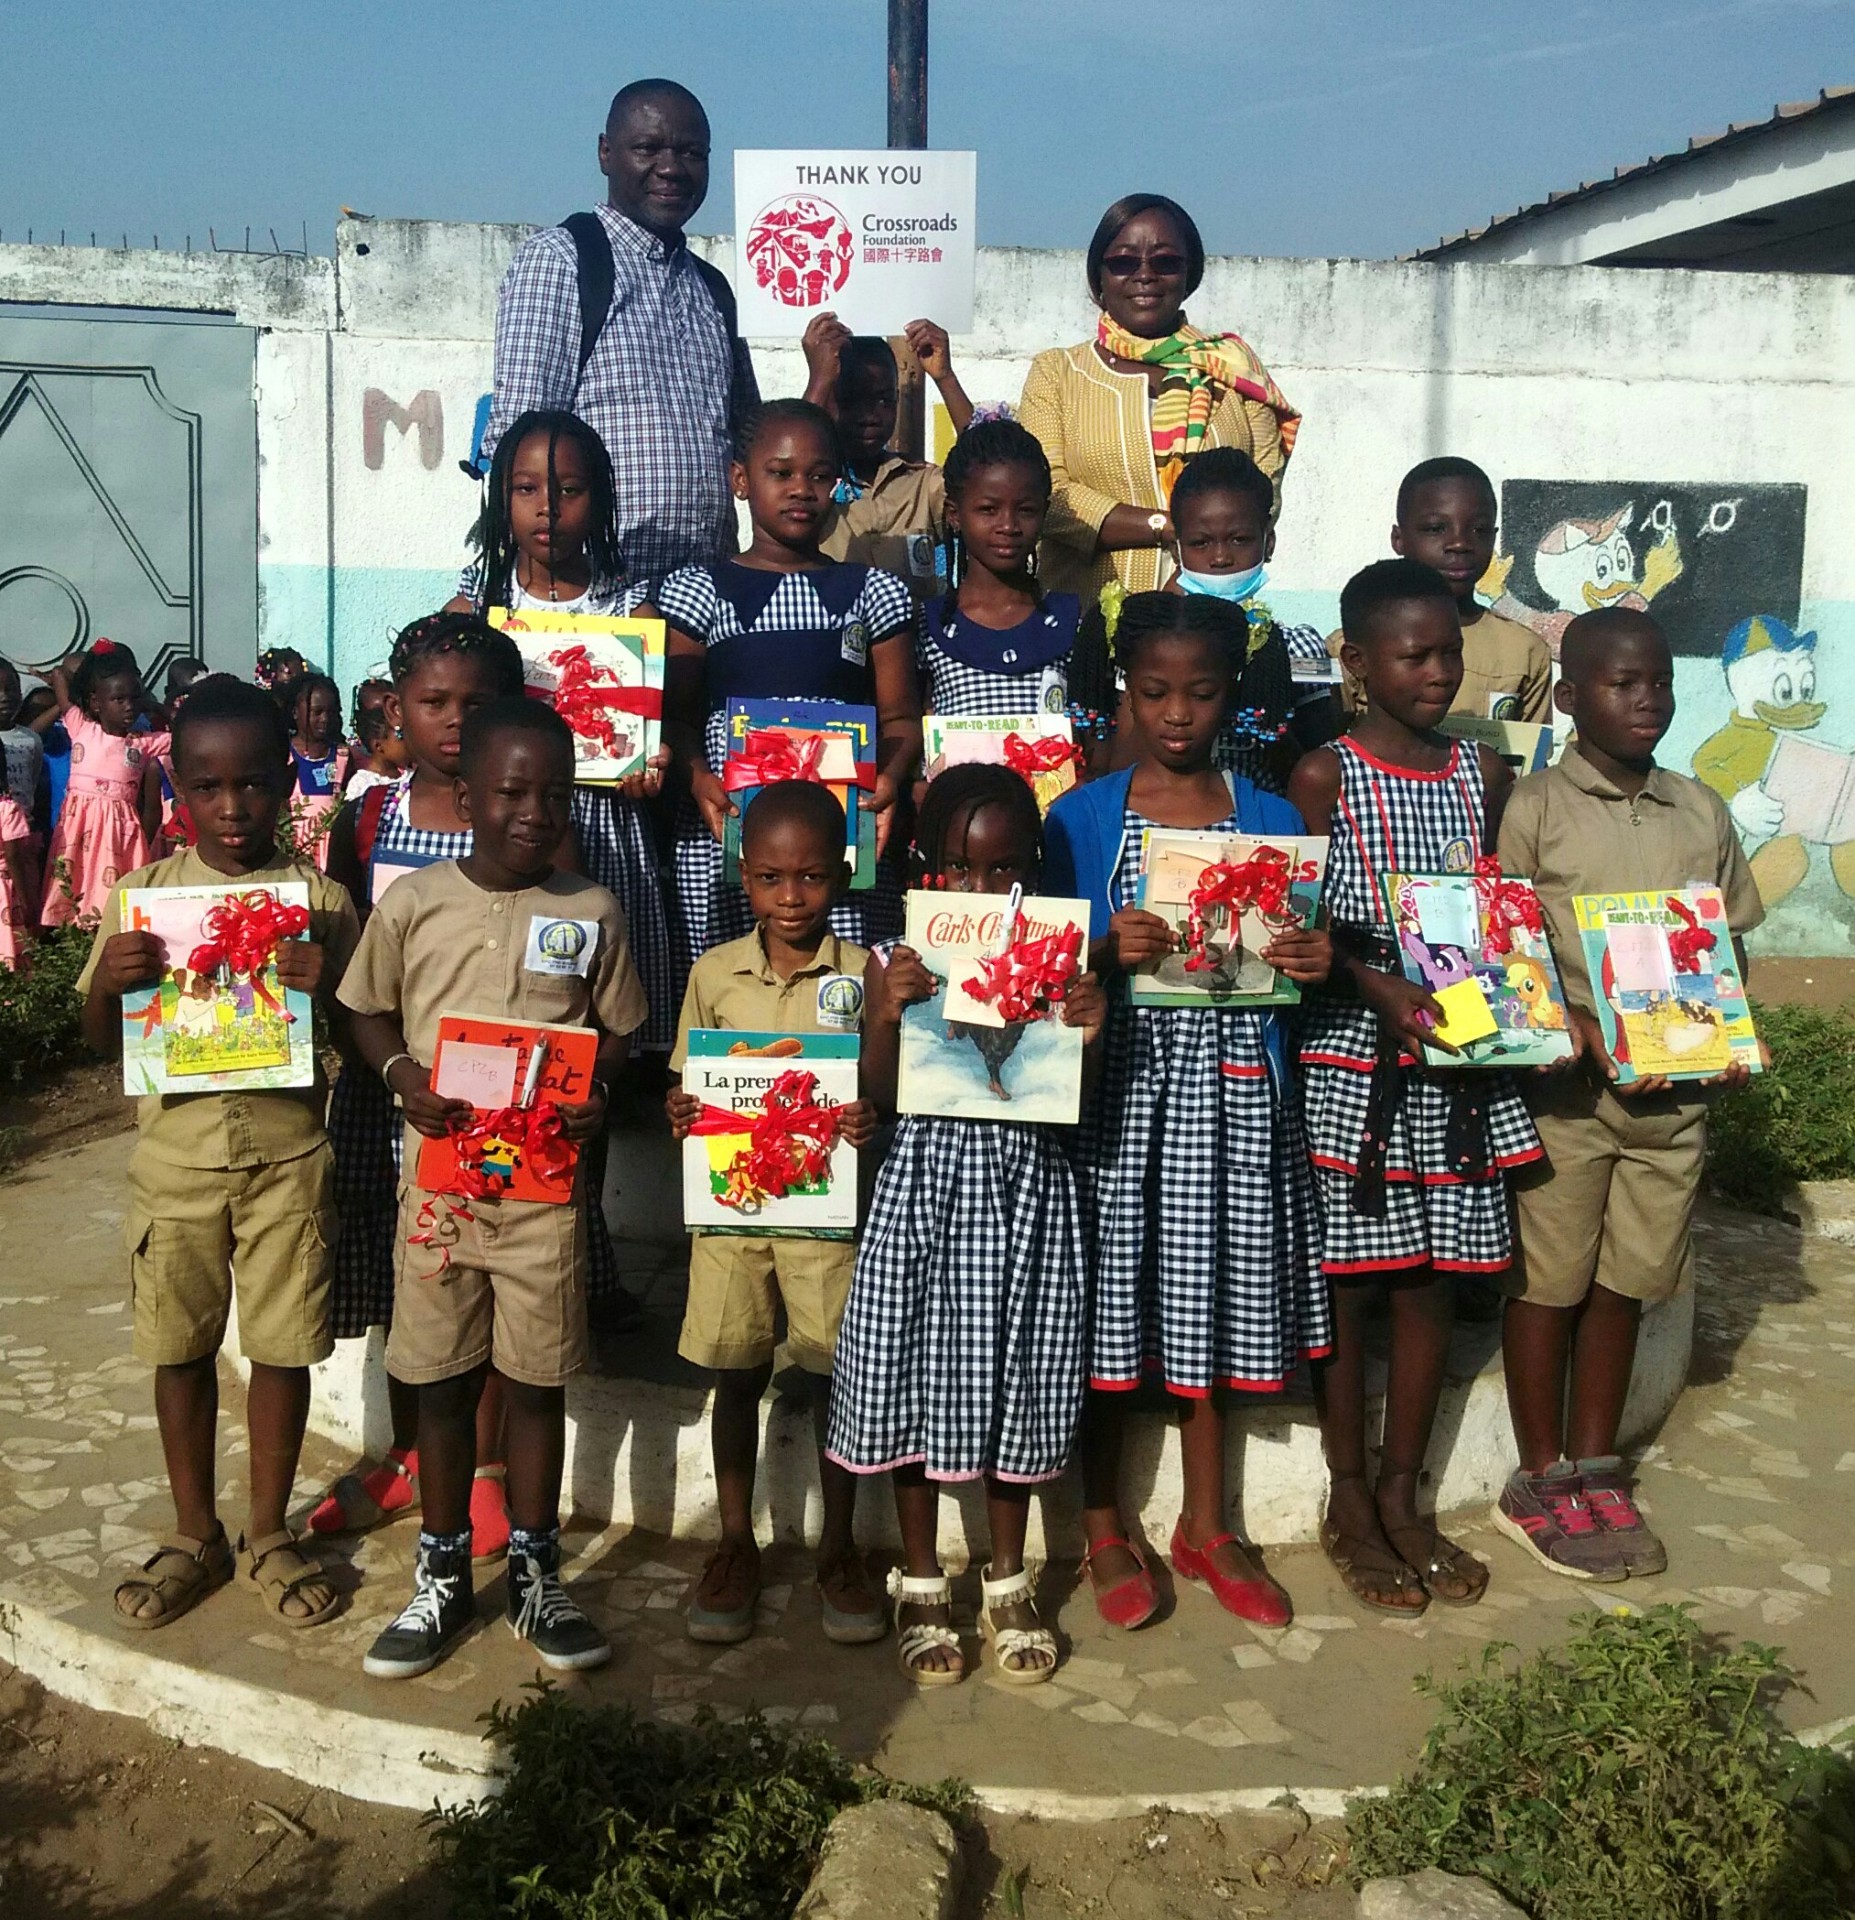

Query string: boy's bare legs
[153,1354,219,1544]
[1566,1287,1642,1460]
[246,1359,336,1619]
[500,1379,565,1533]
[1503,1286,1644,1469]
[811,1381,880,1628]
[417,1364,488,1536]
[695,1363,771,1617]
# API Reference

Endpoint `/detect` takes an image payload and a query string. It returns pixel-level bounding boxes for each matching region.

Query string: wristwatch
[1146,511,1168,542]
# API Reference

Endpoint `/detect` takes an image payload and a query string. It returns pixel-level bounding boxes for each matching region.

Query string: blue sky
[4,1,1850,260]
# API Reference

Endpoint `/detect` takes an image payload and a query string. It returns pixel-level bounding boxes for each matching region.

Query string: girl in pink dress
[0,794,33,971]
[286,673,351,869]
[42,640,168,927]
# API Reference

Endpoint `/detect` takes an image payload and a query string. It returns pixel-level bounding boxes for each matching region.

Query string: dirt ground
[1745,953,1855,1014]
[0,1057,132,1170]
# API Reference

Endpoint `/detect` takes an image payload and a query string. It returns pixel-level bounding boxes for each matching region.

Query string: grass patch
[1707,999,1855,1211]
[0,927,91,1082]
[432,1687,971,1919]
[1348,1605,1855,1919]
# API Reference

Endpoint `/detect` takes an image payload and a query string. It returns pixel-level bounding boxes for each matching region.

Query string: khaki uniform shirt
[1497,749,1765,1020]
[78,846,360,1171]
[1328,608,1553,725]
[819,456,945,600]
[669,930,869,1072]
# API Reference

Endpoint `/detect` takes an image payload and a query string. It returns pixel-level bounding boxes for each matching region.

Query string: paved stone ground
[2,1130,1852,1804]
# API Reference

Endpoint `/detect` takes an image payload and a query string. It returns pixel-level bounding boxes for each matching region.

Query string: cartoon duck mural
[1483,503,1684,657]
[1691,614,1855,908]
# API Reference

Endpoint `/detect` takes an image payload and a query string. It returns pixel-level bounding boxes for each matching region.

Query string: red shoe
[1170,1522,1292,1627]
[1080,1536,1160,1631]
[469,1466,511,1564]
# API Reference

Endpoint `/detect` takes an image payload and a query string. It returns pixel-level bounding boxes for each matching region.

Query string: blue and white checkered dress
[657,561,915,967]
[916,592,1080,718]
[1073,799,1330,1395]
[1297,739,1541,1278]
[826,945,1087,1483]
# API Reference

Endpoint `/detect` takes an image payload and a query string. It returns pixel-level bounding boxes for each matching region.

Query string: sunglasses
[1101,251,1188,278]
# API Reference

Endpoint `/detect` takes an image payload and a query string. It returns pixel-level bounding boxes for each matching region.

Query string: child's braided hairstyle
[909,763,1046,889]
[69,638,143,716]
[388,610,524,696]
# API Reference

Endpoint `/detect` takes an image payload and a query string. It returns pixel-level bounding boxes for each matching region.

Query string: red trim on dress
[1337,737,1463,784]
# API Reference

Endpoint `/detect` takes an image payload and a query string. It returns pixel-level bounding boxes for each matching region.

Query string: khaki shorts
[679,1234,855,1374]
[126,1143,335,1369]
[388,1186,587,1388]
[1508,1076,1707,1309]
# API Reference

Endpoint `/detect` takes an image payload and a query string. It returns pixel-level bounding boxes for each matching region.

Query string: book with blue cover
[719,699,878,889]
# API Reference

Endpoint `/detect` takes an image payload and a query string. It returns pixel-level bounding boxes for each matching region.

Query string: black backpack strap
[690,253,740,418]
[560,212,616,386]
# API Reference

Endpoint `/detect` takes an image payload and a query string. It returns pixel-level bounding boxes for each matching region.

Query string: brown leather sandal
[237,1530,340,1628]
[114,1529,235,1630]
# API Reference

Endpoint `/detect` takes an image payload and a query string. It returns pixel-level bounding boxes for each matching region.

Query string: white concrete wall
[4,220,1854,951]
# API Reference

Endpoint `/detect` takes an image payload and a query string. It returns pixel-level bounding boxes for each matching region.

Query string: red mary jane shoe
[1080,1535,1161,1631]
[1170,1521,1292,1627]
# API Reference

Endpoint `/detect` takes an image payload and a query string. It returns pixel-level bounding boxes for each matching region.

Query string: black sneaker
[362,1538,475,1679]
[507,1539,611,1672]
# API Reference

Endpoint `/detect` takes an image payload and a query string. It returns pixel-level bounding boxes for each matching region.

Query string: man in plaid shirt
[483,79,759,579]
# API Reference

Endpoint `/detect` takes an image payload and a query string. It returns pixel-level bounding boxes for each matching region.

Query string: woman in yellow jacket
[1020,194,1300,600]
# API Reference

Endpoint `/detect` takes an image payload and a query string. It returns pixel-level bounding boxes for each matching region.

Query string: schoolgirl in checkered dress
[1295,735,1541,1276]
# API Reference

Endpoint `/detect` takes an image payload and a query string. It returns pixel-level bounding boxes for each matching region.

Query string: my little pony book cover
[1129,832,1326,1009]
[120,883,316,1095]
[680,1030,860,1237]
[1385,870,1575,1070]
[1572,889,1761,1084]
[719,700,878,890]
[487,608,666,785]
[895,890,1089,1123]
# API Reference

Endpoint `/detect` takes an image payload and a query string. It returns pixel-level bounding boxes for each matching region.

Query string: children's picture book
[921,713,1080,814]
[1573,888,1761,1083]
[1757,733,1855,847]
[719,699,878,890]
[1440,715,1557,776]
[680,1030,860,1237]
[1129,832,1326,1009]
[415,1015,600,1204]
[120,883,316,1095]
[487,607,666,785]
[895,889,1090,1124]
[1384,870,1575,1068]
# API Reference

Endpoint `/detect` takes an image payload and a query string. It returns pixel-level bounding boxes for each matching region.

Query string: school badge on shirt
[525,915,601,977]
[815,973,864,1031]
[841,618,870,666]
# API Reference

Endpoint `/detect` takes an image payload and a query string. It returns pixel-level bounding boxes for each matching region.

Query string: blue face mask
[1177,561,1267,604]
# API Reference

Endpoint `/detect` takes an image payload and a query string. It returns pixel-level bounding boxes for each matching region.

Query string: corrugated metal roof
[1412,84,1855,260]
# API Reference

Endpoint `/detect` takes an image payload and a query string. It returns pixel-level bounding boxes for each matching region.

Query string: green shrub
[1707,999,1855,1211]
[1348,1605,1855,1919]
[432,1687,971,1919]
[0,926,92,1081]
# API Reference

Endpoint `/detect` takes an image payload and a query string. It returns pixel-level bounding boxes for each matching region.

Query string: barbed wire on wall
[0,224,316,257]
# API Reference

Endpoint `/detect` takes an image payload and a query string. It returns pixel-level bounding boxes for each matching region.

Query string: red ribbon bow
[1182,848,1295,973]
[543,644,663,759]
[1666,896,1717,974]
[185,888,311,1014]
[1001,732,1081,782]
[409,1105,576,1275]
[722,729,878,793]
[961,913,1082,1023]
[688,1069,843,1211]
[1471,857,1544,958]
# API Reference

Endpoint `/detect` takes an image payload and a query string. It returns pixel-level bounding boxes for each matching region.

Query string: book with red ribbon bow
[120,881,318,1095]
[680,1030,861,1236]
[720,700,879,891]
[1385,867,1574,1068]
[1130,830,1327,1009]
[922,713,1080,815]
[1573,887,1761,1083]
[895,888,1092,1123]
[488,608,666,785]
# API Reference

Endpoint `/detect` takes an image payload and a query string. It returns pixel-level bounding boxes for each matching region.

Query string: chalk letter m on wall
[362,389,443,470]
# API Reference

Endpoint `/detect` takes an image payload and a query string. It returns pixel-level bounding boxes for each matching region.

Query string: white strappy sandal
[887,1566,966,1688]
[979,1563,1058,1687]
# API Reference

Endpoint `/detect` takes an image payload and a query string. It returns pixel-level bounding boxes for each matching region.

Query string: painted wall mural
[362,388,444,471]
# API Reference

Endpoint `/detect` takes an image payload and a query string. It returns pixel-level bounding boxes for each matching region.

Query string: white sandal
[887,1566,965,1688]
[979,1563,1058,1687]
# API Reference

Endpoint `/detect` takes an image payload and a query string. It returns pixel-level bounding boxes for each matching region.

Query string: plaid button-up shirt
[484,204,760,580]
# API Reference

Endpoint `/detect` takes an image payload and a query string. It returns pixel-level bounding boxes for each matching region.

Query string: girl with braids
[448,409,678,1053]
[917,418,1082,724]
[648,398,921,962]
[286,673,350,868]
[1044,592,1332,1634]
[829,764,1105,1688]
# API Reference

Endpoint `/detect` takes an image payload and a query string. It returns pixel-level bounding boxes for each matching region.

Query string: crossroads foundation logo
[745,194,854,309]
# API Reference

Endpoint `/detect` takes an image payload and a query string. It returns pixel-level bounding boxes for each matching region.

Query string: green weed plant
[1707,999,1855,1211]
[432,1686,971,1919]
[0,926,90,1080]
[1348,1605,1855,1918]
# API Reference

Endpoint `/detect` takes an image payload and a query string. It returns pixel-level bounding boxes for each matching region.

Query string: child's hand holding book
[1261,926,1332,986]
[95,929,165,999]
[385,1056,472,1140]
[273,936,326,998]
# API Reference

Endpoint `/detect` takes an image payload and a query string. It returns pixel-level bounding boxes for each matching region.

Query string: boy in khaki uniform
[1329,457,1552,727]
[666,780,883,1648]
[80,678,358,1634]
[339,699,646,1679]
[1494,607,1762,1580]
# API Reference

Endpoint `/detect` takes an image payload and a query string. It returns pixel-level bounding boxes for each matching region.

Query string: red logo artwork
[745,195,854,309]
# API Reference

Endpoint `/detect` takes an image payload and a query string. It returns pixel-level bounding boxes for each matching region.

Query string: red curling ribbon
[408,1193,475,1276]
[1001,731,1082,783]
[185,888,311,1014]
[1471,856,1544,958]
[1182,847,1295,974]
[1666,896,1717,975]
[722,729,878,792]
[688,1069,843,1211]
[409,1105,576,1277]
[543,645,663,759]
[961,913,1082,1023]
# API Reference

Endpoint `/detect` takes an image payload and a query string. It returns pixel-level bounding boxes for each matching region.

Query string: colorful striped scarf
[1097,315,1300,498]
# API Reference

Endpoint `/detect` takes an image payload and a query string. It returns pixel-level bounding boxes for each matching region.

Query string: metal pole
[887,0,928,460]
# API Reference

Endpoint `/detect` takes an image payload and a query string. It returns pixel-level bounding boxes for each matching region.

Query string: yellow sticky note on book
[1431,979,1498,1049]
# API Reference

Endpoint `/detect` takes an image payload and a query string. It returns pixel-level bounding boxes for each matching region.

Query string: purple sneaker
[1492,1462,1627,1581]
[1577,1456,1668,1576]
